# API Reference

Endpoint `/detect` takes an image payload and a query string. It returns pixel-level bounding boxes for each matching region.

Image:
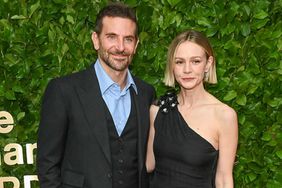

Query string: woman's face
[173,41,212,90]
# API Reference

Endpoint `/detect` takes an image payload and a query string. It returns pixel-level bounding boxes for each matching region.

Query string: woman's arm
[215,106,238,188]
[146,105,159,173]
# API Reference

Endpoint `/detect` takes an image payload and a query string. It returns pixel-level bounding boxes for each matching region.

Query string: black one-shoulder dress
[150,103,219,188]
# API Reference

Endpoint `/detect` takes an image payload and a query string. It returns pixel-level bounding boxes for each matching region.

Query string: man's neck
[99,61,128,89]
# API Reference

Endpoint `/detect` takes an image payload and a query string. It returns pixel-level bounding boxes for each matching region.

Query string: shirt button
[118,159,124,164]
[118,180,123,185]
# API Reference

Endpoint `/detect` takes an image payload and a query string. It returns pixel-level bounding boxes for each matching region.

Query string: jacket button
[118,159,124,164]
[118,180,123,185]
[107,173,112,179]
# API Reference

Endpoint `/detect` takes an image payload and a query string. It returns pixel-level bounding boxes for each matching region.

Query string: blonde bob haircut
[164,30,217,87]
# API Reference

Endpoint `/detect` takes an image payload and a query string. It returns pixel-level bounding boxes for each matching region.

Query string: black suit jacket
[37,64,156,188]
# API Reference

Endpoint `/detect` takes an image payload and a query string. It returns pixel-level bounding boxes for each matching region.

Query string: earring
[204,71,208,81]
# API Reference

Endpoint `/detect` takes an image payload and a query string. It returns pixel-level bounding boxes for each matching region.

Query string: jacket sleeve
[37,79,68,188]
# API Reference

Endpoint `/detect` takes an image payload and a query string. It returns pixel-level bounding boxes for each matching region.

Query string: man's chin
[111,58,130,65]
[109,62,128,72]
[113,59,127,63]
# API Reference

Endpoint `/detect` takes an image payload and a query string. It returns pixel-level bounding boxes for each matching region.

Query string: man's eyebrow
[105,32,117,36]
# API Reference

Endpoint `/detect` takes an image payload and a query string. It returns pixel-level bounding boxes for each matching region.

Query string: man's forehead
[101,16,137,35]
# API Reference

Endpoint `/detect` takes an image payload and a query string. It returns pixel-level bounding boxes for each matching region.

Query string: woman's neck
[178,86,208,108]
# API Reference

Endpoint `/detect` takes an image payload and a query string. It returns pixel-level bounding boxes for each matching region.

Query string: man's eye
[107,35,116,39]
[125,37,134,43]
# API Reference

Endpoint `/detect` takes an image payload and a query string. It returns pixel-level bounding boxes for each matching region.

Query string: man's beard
[98,47,133,72]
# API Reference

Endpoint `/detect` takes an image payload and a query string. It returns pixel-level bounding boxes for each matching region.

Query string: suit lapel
[74,66,151,171]
[131,82,148,184]
[134,80,149,150]
[75,66,111,164]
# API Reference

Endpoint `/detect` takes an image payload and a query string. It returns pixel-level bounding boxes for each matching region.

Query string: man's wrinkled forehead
[100,16,138,37]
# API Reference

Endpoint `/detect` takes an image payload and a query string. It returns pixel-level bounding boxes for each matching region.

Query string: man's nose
[116,38,125,52]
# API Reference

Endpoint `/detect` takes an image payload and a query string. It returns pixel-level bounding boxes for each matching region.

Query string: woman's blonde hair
[164,30,217,87]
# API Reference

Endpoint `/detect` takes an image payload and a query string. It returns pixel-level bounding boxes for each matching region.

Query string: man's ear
[91,32,100,50]
[133,38,139,54]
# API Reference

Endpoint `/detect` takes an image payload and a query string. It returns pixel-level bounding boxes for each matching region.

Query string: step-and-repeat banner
[0,111,38,188]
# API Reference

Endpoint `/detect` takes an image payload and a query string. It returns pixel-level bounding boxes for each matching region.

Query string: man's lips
[111,53,128,58]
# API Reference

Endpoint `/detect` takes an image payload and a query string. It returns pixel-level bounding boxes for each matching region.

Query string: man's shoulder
[133,76,154,89]
[46,64,96,91]
[53,64,94,83]
[133,76,156,102]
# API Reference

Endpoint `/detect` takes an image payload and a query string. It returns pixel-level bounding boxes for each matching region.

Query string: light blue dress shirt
[94,60,137,136]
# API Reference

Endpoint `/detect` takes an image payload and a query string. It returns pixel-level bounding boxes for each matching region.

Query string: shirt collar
[94,59,138,94]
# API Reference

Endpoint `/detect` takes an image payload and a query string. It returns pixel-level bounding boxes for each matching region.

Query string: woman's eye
[192,60,201,64]
[175,60,183,64]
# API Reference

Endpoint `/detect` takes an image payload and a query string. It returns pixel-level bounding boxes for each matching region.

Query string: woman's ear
[91,32,100,50]
[205,56,214,73]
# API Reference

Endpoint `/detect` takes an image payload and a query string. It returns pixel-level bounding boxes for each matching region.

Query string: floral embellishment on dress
[157,91,178,114]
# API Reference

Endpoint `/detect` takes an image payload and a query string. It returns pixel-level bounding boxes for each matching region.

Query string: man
[37,3,155,188]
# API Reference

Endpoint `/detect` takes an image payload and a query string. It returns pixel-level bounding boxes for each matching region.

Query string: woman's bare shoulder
[216,102,236,120]
[211,101,238,132]
[205,93,237,125]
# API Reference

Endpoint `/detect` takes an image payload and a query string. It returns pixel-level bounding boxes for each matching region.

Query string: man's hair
[164,29,217,87]
[95,2,138,36]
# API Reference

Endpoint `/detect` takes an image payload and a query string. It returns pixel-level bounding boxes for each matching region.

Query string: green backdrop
[0,0,281,187]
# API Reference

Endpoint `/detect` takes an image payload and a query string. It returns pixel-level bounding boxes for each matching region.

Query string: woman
[146,30,238,188]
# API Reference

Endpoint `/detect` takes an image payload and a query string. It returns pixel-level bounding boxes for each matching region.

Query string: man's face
[92,16,138,72]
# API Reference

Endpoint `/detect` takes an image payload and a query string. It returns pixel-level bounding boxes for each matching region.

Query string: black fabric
[106,88,139,188]
[150,107,219,188]
[37,63,155,188]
